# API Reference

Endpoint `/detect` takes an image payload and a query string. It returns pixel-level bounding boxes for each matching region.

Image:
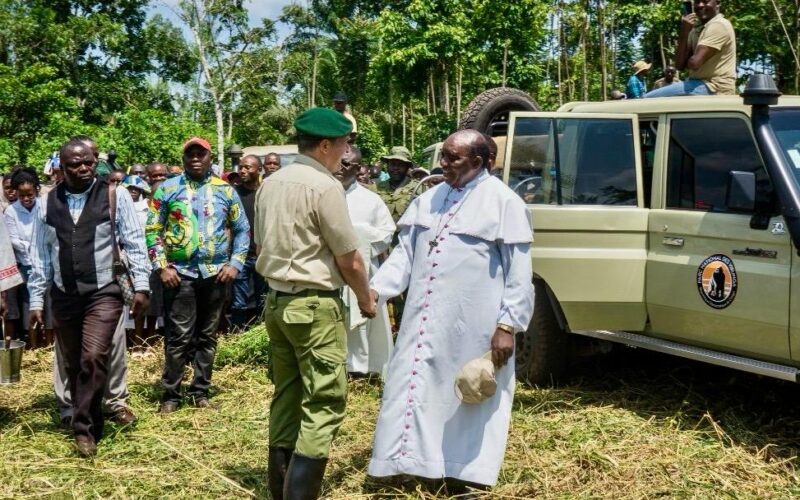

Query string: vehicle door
[646,113,791,361]
[503,112,649,332]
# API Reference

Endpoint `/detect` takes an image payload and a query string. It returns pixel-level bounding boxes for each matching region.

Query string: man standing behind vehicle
[625,60,651,99]
[146,137,249,413]
[332,92,357,139]
[254,107,376,500]
[230,154,266,330]
[264,153,282,178]
[647,0,736,97]
[375,146,419,222]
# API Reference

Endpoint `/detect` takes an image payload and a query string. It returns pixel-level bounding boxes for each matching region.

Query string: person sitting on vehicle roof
[646,0,736,97]
[654,65,681,89]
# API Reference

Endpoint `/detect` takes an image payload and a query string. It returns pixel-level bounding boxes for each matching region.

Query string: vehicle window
[770,109,800,185]
[506,116,638,205]
[640,121,658,208]
[420,149,434,169]
[666,117,769,213]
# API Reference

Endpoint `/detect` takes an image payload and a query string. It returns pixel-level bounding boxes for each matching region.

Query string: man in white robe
[334,146,396,377]
[367,129,534,489]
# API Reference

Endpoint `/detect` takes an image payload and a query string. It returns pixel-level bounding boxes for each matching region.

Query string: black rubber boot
[268,447,294,500]
[283,453,328,500]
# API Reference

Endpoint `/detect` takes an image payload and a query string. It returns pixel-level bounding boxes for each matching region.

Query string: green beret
[294,107,353,138]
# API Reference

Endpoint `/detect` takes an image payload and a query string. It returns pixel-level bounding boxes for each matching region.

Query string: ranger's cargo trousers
[265,289,348,459]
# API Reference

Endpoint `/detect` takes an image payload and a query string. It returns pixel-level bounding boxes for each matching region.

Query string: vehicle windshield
[771,108,800,184]
[420,149,435,170]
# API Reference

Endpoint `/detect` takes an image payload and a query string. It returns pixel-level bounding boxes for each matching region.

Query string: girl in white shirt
[3,167,47,346]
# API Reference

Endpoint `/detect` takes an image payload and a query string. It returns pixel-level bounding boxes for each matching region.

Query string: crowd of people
[0,101,532,498]
[0,2,740,497]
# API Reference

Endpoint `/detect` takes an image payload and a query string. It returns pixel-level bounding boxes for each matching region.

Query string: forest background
[1,0,798,170]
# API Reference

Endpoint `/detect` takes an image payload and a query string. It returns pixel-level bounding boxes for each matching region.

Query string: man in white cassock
[333,146,396,377]
[367,129,534,490]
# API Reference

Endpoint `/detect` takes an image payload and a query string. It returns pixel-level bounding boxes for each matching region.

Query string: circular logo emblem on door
[696,254,738,309]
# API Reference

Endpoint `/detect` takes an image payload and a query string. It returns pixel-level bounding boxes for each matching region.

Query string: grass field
[2,328,800,498]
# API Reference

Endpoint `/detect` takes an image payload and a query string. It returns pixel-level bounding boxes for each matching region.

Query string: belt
[274,289,340,299]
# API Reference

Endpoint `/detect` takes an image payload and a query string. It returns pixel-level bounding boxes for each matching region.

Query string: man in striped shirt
[28,138,151,457]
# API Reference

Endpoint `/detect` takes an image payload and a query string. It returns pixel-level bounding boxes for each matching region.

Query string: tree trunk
[796,0,800,93]
[429,70,437,115]
[610,13,617,88]
[402,103,407,147]
[389,79,394,144]
[310,47,318,108]
[410,102,415,153]
[213,97,225,169]
[557,2,563,106]
[227,110,233,141]
[598,0,608,100]
[188,3,224,167]
[581,0,589,101]
[659,33,667,70]
[456,64,463,125]
[502,41,508,88]
[442,64,451,117]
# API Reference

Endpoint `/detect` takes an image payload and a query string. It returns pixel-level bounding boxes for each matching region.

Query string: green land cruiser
[483,78,800,386]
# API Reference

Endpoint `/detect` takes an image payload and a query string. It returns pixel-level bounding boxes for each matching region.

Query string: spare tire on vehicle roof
[458,87,540,135]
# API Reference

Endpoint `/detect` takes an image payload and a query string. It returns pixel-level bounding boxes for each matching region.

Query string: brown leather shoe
[112,407,137,425]
[75,436,97,458]
[159,401,179,414]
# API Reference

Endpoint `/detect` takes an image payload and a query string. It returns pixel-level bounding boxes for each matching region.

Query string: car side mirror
[727,171,756,212]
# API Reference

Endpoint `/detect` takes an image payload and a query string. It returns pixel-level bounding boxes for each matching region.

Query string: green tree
[178,0,276,166]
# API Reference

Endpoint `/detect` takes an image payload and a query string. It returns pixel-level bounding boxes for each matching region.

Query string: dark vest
[46,180,114,295]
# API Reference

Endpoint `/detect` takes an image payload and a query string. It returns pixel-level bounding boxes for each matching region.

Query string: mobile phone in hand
[681,1,693,15]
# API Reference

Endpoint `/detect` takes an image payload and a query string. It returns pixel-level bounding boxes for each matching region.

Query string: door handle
[662,237,684,247]
[732,247,777,259]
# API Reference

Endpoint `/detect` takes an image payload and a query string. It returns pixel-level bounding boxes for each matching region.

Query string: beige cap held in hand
[454,352,497,404]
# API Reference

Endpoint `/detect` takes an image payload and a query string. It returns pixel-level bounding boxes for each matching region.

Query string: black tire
[458,87,540,134]
[515,280,568,387]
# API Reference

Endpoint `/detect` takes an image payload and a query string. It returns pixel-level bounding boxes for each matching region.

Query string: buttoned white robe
[342,182,396,376]
[368,170,534,486]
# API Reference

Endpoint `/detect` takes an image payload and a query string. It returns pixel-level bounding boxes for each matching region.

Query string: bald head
[440,129,490,188]
[449,129,491,169]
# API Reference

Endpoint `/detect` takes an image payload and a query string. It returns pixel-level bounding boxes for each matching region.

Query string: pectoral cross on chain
[427,239,439,256]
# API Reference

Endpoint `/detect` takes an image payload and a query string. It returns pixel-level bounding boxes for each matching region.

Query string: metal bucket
[0,340,25,384]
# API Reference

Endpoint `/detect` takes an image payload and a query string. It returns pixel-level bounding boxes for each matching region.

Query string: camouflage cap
[294,107,353,138]
[381,146,414,164]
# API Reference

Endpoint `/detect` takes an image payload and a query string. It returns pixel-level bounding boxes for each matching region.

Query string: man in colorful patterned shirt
[146,137,249,412]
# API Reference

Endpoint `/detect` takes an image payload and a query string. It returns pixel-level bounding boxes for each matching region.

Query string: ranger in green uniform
[374,146,420,222]
[254,107,376,500]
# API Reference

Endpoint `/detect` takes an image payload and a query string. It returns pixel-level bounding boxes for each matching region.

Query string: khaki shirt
[254,154,360,292]
[688,14,736,95]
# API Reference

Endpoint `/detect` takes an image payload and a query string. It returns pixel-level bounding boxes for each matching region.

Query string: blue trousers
[230,256,266,330]
[645,79,713,97]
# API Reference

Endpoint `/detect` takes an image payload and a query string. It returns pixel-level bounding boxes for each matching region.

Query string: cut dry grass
[1,336,800,498]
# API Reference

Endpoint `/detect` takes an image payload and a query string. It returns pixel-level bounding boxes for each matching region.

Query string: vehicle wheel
[515,280,568,387]
[458,87,540,134]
